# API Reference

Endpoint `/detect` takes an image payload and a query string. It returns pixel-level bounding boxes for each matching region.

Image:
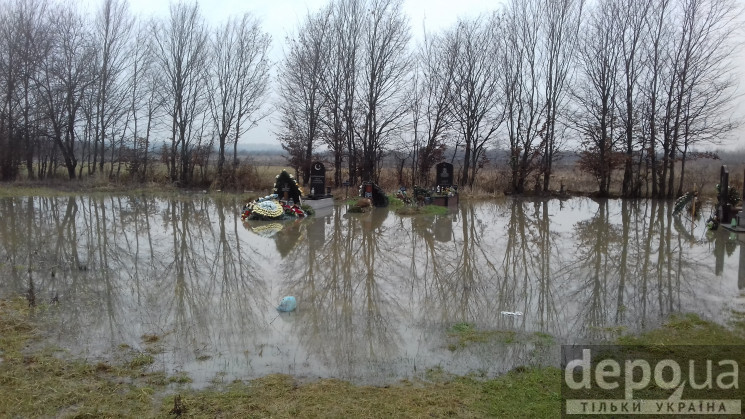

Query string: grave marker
[309,162,326,198]
[435,162,454,188]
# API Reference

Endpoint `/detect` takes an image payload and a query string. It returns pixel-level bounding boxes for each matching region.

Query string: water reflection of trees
[0,195,269,373]
[280,208,405,381]
[0,195,737,383]
[569,199,712,340]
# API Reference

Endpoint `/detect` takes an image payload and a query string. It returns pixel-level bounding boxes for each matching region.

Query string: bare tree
[404,28,456,186]
[0,0,50,180]
[571,1,623,196]
[448,14,503,187]
[502,0,546,193]
[35,4,97,179]
[641,0,674,198]
[208,12,270,189]
[90,0,133,176]
[338,0,363,186]
[358,0,411,182]
[318,0,362,187]
[539,0,582,192]
[126,20,161,182]
[277,7,331,186]
[619,0,651,197]
[670,0,740,196]
[151,1,209,185]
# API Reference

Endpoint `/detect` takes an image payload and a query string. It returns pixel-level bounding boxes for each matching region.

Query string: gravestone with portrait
[432,161,458,208]
[436,162,454,189]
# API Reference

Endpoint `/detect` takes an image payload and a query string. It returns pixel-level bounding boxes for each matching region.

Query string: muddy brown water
[0,195,743,387]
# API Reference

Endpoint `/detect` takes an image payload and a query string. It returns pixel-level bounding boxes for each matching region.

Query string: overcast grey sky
[125,0,745,150]
[124,0,500,147]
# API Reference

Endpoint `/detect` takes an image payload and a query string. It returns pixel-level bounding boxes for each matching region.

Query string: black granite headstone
[436,162,454,188]
[309,162,326,198]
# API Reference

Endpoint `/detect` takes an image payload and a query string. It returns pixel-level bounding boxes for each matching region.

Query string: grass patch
[617,312,745,346]
[141,334,160,343]
[396,204,449,216]
[387,194,405,208]
[447,322,554,350]
[171,371,561,418]
[128,352,155,369]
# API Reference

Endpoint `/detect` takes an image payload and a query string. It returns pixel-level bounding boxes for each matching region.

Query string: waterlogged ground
[0,194,743,388]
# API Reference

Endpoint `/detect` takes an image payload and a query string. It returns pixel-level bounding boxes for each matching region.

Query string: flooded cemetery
[1,193,744,388]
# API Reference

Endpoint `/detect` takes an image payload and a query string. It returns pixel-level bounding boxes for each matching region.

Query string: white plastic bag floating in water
[500,311,523,316]
[277,296,297,312]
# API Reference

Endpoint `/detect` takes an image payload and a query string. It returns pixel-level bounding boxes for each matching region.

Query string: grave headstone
[436,162,454,188]
[309,162,326,198]
[359,181,389,207]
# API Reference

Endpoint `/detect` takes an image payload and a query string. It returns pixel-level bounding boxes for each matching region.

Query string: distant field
[7,151,743,199]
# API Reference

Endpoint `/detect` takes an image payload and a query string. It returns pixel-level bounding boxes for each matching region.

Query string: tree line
[278,0,740,197]
[0,0,740,197]
[0,0,270,187]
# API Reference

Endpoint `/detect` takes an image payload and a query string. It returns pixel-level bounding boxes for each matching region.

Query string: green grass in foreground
[1,297,744,418]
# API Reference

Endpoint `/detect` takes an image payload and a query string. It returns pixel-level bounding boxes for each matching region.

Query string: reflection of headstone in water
[308,216,325,247]
[360,208,389,232]
[715,232,726,275]
[717,165,735,224]
[434,215,452,242]
[435,162,454,188]
[740,240,745,290]
[274,221,303,258]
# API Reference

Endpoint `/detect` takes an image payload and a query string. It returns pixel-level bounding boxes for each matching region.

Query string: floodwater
[0,195,743,387]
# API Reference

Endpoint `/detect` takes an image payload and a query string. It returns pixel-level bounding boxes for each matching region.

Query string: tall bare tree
[0,0,50,180]
[358,0,411,182]
[669,0,740,196]
[277,7,331,186]
[539,0,582,192]
[126,20,161,182]
[502,0,546,193]
[208,12,270,188]
[90,0,133,176]
[35,3,97,179]
[619,0,651,197]
[571,1,623,196]
[448,14,502,187]
[151,1,209,185]
[408,30,456,186]
[642,0,674,198]
[318,0,363,187]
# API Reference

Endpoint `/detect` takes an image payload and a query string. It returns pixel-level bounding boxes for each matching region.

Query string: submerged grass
[0,297,560,417]
[1,296,744,418]
[447,322,555,351]
[396,204,449,216]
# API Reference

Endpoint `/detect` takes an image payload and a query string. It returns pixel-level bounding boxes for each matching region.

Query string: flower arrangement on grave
[412,185,430,199]
[435,185,457,196]
[241,194,306,221]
